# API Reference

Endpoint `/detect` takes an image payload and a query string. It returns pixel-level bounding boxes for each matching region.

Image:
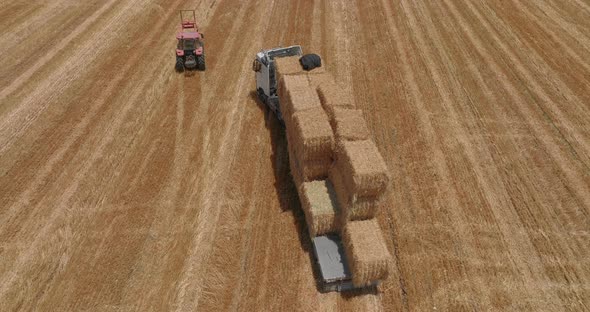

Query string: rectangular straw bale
[290,87,322,114]
[278,75,311,117]
[331,108,370,141]
[342,219,392,286]
[300,180,341,236]
[288,144,304,189]
[308,72,337,89]
[335,140,389,197]
[304,65,326,75]
[316,77,355,119]
[288,143,331,184]
[288,108,334,161]
[275,56,305,77]
[329,167,382,220]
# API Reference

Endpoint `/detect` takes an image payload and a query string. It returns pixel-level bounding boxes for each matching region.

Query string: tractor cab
[175,10,206,72]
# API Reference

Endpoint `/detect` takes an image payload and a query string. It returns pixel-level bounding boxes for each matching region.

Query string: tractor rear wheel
[197,54,206,71]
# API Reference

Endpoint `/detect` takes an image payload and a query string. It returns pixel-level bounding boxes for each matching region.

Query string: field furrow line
[0,0,142,156]
[172,2,276,309]
[0,0,181,237]
[0,0,119,102]
[0,0,194,306]
[471,0,590,166]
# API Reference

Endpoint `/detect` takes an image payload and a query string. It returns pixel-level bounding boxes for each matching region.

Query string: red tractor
[175,10,205,72]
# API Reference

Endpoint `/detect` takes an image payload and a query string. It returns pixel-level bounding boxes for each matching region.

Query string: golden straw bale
[308,73,336,89]
[300,180,341,236]
[342,219,392,286]
[288,144,331,184]
[278,75,311,116]
[335,140,389,197]
[329,167,382,221]
[275,56,304,76]
[331,108,370,142]
[289,145,304,189]
[288,108,334,161]
[315,76,355,119]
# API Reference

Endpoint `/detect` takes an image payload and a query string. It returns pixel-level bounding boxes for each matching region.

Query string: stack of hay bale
[275,57,338,236]
[276,56,392,287]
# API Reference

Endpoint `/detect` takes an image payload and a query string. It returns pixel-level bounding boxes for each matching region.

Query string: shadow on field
[250,91,325,292]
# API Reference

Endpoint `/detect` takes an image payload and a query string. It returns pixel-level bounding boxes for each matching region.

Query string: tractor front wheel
[197,54,206,71]
[175,58,184,72]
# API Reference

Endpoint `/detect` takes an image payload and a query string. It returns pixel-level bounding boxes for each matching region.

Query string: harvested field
[1,0,590,311]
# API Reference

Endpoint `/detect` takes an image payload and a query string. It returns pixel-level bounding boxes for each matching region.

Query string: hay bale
[279,88,323,129]
[315,75,355,119]
[335,140,389,197]
[286,107,334,162]
[308,72,336,89]
[329,167,382,220]
[300,180,341,236]
[331,108,370,141]
[278,75,312,116]
[342,219,392,286]
[288,143,331,184]
[275,56,304,77]
[289,88,322,114]
[304,65,326,75]
[289,145,304,189]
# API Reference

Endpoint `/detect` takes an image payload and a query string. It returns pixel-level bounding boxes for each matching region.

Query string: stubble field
[1,0,589,311]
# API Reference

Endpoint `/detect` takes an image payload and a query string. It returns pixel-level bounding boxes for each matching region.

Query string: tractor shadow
[250,91,326,292]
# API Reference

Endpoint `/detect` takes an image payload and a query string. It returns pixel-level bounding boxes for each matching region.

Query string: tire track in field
[440,0,590,307]
[444,0,587,239]
[194,1,280,305]
[472,0,590,165]
[113,0,221,303]
[421,0,581,309]
[544,1,590,40]
[510,0,590,76]
[455,0,590,206]
[0,0,140,157]
[0,0,159,238]
[345,1,404,311]
[378,0,451,309]
[474,3,590,165]
[0,0,195,306]
[172,1,276,308]
[0,3,42,37]
[236,1,295,308]
[399,0,508,308]
[0,0,119,102]
[0,1,105,90]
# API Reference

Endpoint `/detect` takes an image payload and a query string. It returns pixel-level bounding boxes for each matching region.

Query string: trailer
[252,46,378,292]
